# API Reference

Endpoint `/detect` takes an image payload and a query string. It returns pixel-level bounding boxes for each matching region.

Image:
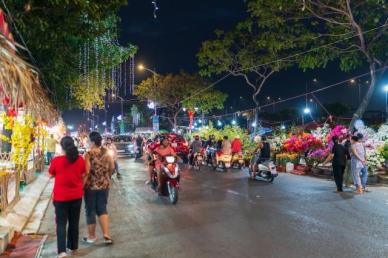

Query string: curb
[0,172,51,253]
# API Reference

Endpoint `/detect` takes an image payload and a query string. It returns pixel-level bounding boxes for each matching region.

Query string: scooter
[231,152,245,169]
[248,154,278,183]
[206,147,217,167]
[215,152,232,172]
[151,155,180,204]
[193,149,205,170]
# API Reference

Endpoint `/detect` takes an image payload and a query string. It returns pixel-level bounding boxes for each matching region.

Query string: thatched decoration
[0,32,58,124]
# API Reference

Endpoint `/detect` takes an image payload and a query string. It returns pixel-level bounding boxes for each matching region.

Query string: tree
[198,1,315,107]
[5,1,136,108]
[134,72,227,129]
[300,0,388,127]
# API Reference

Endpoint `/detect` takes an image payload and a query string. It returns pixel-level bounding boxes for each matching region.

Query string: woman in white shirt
[350,135,366,194]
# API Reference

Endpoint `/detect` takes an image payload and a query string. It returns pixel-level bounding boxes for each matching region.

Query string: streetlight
[303,107,311,114]
[384,84,388,122]
[232,120,237,125]
[67,125,74,130]
[138,64,158,115]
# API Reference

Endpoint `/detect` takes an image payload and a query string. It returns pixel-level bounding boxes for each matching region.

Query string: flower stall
[0,8,58,212]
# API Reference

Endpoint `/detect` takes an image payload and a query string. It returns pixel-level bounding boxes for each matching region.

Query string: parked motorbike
[231,152,245,169]
[248,154,278,183]
[151,155,180,204]
[215,152,232,172]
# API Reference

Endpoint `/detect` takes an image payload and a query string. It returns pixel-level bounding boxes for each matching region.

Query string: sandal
[103,236,113,245]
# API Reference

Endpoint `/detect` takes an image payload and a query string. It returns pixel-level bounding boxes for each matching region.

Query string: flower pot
[310,167,321,176]
[276,165,286,173]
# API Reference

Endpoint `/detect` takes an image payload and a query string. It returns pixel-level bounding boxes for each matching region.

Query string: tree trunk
[349,63,376,129]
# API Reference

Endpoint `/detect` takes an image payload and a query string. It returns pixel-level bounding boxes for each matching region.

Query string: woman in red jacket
[49,136,86,258]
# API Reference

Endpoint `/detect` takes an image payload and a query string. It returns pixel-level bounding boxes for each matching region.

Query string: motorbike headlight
[166,156,175,163]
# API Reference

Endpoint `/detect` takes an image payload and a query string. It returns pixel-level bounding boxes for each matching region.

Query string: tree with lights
[134,72,227,129]
[299,0,387,128]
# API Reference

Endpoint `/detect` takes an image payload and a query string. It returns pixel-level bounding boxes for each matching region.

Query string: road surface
[39,158,388,258]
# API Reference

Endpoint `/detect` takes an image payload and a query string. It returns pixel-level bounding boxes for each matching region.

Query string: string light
[152,0,159,19]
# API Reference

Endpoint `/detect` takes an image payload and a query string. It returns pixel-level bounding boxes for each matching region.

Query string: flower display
[311,123,331,144]
[276,153,299,166]
[283,133,323,154]
[327,125,348,143]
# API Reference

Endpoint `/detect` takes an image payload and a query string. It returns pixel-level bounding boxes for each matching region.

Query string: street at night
[38,158,388,258]
[0,1,387,258]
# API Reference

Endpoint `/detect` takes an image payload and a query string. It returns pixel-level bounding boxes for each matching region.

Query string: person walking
[47,134,57,164]
[83,132,115,245]
[331,136,347,192]
[350,135,366,194]
[49,136,86,258]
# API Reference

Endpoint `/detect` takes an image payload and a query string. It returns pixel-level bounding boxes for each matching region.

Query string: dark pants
[84,189,109,225]
[333,164,345,191]
[53,198,82,254]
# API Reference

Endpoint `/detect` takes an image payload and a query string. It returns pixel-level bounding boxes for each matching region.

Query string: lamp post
[138,64,158,115]
[384,84,388,122]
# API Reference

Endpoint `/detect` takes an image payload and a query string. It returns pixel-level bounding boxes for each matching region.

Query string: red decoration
[2,96,10,106]
[7,108,17,117]
[188,111,194,128]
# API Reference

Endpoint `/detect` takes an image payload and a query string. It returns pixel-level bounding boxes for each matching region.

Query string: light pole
[384,84,388,122]
[138,64,158,115]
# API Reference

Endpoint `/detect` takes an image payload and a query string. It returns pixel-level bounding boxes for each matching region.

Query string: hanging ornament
[7,107,17,117]
[152,0,159,19]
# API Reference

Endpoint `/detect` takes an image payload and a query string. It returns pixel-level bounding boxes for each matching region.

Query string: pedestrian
[104,137,121,177]
[356,133,369,192]
[342,134,352,187]
[49,136,86,258]
[136,134,143,159]
[47,134,57,164]
[350,135,366,194]
[331,136,347,192]
[83,132,115,244]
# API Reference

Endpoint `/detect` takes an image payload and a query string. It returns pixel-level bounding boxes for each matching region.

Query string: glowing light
[67,125,74,130]
[138,64,144,71]
[117,115,122,121]
[303,107,311,114]
[384,84,388,92]
[147,101,155,109]
[280,125,286,130]
[231,120,237,125]
[251,122,257,127]
[350,79,356,84]
[198,119,202,124]
[194,107,199,111]
[217,120,222,126]
[182,107,187,112]
[102,121,107,126]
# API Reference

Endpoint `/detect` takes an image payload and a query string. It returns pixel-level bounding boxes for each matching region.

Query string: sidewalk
[0,172,52,253]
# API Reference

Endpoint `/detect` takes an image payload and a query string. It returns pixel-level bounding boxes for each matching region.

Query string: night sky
[63,0,386,127]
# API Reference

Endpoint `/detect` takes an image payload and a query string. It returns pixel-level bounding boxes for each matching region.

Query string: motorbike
[193,149,205,170]
[248,154,278,183]
[151,155,180,204]
[231,152,245,169]
[205,147,217,167]
[215,152,232,172]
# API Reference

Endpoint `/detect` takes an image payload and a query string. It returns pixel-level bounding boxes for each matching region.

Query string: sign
[152,115,159,132]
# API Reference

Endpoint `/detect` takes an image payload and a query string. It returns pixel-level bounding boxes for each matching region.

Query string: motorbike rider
[104,137,121,177]
[221,136,232,155]
[252,136,271,175]
[204,135,216,165]
[231,135,242,154]
[189,135,203,166]
[153,137,178,195]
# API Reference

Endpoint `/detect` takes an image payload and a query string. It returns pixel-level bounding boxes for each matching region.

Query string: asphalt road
[39,158,388,258]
